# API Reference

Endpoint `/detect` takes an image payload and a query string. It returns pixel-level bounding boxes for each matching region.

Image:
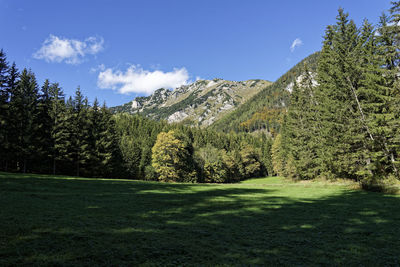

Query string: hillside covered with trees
[210,52,319,135]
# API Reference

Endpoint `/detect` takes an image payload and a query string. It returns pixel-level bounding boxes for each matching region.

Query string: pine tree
[283,65,321,179]
[88,98,101,176]
[377,3,400,177]
[0,50,9,170]
[260,134,274,176]
[3,63,19,171]
[315,9,371,179]
[89,101,119,177]
[9,69,39,173]
[33,79,53,172]
[70,88,92,177]
[48,82,67,174]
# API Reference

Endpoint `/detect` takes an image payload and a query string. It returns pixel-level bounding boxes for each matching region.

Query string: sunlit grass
[1,171,399,266]
[240,176,289,184]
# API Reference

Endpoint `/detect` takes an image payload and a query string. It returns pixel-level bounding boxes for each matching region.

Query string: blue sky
[0,0,392,106]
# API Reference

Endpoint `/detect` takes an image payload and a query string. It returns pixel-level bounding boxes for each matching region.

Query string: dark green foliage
[9,69,39,173]
[278,5,400,184]
[48,83,68,174]
[0,50,10,170]
[283,67,321,179]
[34,79,53,173]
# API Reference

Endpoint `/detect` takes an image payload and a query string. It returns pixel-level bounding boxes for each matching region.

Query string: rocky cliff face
[110,78,271,127]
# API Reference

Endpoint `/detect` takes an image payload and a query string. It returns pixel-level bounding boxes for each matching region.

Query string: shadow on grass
[0,172,400,265]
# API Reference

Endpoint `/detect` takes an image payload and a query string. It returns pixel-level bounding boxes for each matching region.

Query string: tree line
[273,4,400,186]
[0,51,272,182]
[0,54,120,177]
[114,113,272,182]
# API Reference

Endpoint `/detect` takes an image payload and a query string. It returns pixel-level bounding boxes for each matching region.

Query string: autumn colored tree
[152,130,197,182]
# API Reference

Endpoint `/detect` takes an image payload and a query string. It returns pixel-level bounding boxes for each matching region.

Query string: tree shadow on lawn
[1,175,400,266]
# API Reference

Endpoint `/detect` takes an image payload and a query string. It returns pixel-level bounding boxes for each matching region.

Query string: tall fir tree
[283,65,321,179]
[48,82,67,174]
[34,79,53,172]
[9,69,39,173]
[315,9,373,179]
[0,49,9,170]
[70,88,92,177]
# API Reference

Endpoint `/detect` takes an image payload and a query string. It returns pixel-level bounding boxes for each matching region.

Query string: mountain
[110,78,272,127]
[210,52,320,135]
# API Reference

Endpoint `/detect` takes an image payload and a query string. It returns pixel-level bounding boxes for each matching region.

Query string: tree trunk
[23,158,27,173]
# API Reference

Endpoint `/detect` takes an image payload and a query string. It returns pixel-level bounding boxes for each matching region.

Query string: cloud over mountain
[97,65,189,95]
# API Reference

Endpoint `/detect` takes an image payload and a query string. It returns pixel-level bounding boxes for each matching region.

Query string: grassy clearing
[1,172,400,266]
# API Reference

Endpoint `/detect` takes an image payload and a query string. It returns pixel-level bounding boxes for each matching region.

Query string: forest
[273,5,400,189]
[1,2,400,189]
[0,58,271,182]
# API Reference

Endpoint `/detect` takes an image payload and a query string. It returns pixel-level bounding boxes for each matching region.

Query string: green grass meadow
[1,172,400,266]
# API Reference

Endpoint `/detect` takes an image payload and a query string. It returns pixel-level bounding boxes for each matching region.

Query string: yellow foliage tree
[151,130,191,182]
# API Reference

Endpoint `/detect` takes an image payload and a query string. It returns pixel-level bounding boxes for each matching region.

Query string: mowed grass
[1,172,400,266]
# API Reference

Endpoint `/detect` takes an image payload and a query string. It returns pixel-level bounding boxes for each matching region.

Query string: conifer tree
[91,101,119,177]
[284,66,321,179]
[71,88,92,177]
[315,9,372,179]
[34,79,53,172]
[377,3,400,176]
[48,82,67,174]
[260,136,274,176]
[9,69,39,172]
[3,63,19,170]
[0,50,9,170]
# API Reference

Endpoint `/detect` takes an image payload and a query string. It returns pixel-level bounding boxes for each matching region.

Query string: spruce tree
[4,63,19,170]
[34,79,53,172]
[284,65,321,179]
[99,102,120,177]
[315,9,371,179]
[9,69,39,173]
[71,88,92,177]
[0,50,9,170]
[48,82,67,174]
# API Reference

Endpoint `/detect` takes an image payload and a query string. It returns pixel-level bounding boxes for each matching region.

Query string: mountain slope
[210,52,320,134]
[110,79,272,127]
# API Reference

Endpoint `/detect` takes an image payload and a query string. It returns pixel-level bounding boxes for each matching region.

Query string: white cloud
[290,38,303,52]
[33,35,104,64]
[97,65,190,95]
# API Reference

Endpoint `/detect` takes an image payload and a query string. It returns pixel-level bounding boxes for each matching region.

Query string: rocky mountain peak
[111,78,272,127]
